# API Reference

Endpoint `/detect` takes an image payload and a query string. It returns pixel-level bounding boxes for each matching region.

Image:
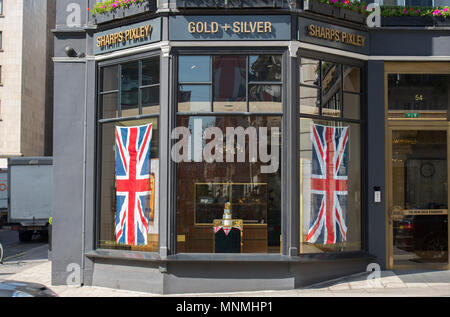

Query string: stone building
[0,0,56,168]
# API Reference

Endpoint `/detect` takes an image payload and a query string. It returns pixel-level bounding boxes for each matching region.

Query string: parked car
[394,215,448,261]
[0,281,57,297]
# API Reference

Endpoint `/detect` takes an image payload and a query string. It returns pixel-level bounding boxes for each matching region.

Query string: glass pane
[102,65,118,92]
[300,58,320,87]
[179,56,211,83]
[322,91,341,117]
[343,93,360,120]
[249,55,282,82]
[299,118,361,253]
[391,130,448,265]
[142,57,160,86]
[212,56,246,112]
[300,86,320,115]
[343,66,360,93]
[322,62,341,117]
[101,93,118,119]
[121,62,139,116]
[248,84,282,112]
[178,85,211,112]
[99,118,160,252]
[405,0,433,6]
[141,86,160,115]
[176,116,282,254]
[388,74,450,116]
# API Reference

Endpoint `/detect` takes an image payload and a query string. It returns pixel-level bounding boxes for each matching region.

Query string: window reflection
[300,86,320,115]
[179,56,211,83]
[142,58,160,86]
[102,65,118,92]
[212,56,246,112]
[300,58,320,87]
[249,55,282,82]
[121,62,139,114]
[178,85,211,112]
[102,93,118,119]
[343,66,360,93]
[388,74,450,112]
[249,84,282,112]
[142,86,160,114]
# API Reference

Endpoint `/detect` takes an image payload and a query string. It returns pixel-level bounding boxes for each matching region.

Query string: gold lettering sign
[307,24,366,48]
[187,21,273,35]
[96,24,152,48]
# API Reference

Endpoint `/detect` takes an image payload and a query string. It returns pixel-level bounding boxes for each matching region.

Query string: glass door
[388,128,449,268]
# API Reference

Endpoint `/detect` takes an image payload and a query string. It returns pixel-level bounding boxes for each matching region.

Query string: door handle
[389,206,403,221]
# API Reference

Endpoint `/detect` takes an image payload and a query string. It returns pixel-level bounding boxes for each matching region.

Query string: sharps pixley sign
[94,18,161,55]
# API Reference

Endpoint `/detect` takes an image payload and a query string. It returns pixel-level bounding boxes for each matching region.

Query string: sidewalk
[4,260,450,297]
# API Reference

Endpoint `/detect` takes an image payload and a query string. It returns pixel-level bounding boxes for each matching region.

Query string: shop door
[387,127,449,269]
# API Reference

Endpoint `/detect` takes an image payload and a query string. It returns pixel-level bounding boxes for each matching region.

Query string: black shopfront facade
[51,0,450,294]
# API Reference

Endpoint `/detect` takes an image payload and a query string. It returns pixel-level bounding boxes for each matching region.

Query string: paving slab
[4,260,450,297]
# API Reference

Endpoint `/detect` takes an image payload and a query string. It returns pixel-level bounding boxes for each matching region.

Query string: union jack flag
[306,123,349,245]
[115,123,153,246]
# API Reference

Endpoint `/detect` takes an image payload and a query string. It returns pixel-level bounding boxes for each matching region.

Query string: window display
[299,56,363,253]
[176,115,282,254]
[97,55,160,252]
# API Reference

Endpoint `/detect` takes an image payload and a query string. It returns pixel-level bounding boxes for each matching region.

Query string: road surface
[0,229,49,279]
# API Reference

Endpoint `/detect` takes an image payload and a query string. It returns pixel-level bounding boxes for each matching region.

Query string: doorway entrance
[387,126,449,268]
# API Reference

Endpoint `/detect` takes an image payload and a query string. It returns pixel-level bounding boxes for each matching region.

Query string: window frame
[298,50,368,254]
[173,48,287,255]
[95,51,162,253]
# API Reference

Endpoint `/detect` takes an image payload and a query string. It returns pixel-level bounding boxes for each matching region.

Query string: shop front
[385,62,450,269]
[51,0,450,294]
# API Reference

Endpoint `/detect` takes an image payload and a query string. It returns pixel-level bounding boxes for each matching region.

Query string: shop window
[97,55,160,252]
[388,74,450,119]
[178,54,282,113]
[99,57,160,119]
[299,119,361,253]
[176,54,283,254]
[300,58,361,120]
[299,56,363,253]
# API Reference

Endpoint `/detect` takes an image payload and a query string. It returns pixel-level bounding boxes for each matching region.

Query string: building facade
[52,0,450,294]
[0,0,55,167]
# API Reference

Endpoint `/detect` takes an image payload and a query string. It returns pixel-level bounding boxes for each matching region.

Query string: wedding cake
[222,202,232,227]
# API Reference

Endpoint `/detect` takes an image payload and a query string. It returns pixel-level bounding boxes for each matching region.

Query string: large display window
[175,54,283,254]
[97,55,160,252]
[299,56,363,253]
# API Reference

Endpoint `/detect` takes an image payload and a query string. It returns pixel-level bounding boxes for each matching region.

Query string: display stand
[213,219,243,253]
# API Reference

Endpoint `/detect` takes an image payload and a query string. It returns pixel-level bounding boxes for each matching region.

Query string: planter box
[339,8,366,24]
[92,0,156,25]
[241,0,284,8]
[176,0,284,9]
[381,16,434,26]
[93,11,116,25]
[306,0,340,18]
[433,16,450,26]
[176,0,221,8]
